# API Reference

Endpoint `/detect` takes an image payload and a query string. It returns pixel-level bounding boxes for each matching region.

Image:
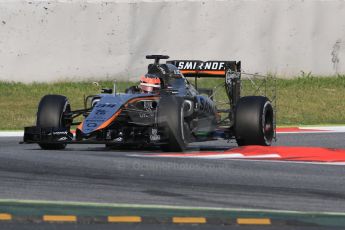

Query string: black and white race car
[23,55,275,152]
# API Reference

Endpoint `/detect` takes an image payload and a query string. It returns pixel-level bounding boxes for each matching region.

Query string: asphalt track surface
[1,133,345,229]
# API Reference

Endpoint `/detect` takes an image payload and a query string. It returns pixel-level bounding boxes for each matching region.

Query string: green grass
[1,76,345,130]
[0,81,131,130]
[274,76,345,125]
[197,75,345,126]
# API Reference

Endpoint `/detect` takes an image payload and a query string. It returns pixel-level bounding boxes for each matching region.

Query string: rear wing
[167,60,242,110]
[167,60,241,78]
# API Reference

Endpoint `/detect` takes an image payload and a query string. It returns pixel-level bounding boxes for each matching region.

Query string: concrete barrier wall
[0,0,345,82]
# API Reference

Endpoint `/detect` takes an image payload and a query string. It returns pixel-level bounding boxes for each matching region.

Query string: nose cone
[78,94,149,135]
[79,96,122,134]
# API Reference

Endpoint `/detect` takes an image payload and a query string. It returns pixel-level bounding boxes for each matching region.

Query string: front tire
[235,96,274,146]
[36,95,71,150]
[158,96,188,152]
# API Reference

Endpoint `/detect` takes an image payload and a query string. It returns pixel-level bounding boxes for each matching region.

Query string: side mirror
[101,88,113,94]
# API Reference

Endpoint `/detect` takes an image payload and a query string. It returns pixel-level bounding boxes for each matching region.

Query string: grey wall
[0,0,345,82]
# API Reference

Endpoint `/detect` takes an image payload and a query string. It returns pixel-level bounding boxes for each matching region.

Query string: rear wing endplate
[167,60,241,78]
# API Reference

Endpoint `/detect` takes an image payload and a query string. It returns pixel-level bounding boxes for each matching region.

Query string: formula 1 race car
[22,55,275,152]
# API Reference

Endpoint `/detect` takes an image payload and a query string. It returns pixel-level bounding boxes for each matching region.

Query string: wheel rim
[61,102,71,130]
[180,101,191,145]
[180,103,185,142]
[262,102,274,144]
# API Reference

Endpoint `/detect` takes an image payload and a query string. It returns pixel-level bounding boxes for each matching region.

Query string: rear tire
[158,96,188,152]
[235,96,274,146]
[36,95,71,150]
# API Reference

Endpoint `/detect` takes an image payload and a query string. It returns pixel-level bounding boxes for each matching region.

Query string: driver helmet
[139,74,161,93]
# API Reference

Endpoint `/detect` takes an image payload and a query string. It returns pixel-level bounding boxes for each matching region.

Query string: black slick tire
[158,96,188,152]
[235,96,274,146]
[36,94,71,150]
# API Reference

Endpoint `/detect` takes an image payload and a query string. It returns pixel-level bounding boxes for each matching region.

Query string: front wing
[21,126,167,145]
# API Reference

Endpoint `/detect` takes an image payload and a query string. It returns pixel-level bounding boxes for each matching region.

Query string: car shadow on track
[78,144,234,153]
[23,140,237,154]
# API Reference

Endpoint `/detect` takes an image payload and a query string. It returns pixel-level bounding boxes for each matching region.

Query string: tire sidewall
[261,100,274,146]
